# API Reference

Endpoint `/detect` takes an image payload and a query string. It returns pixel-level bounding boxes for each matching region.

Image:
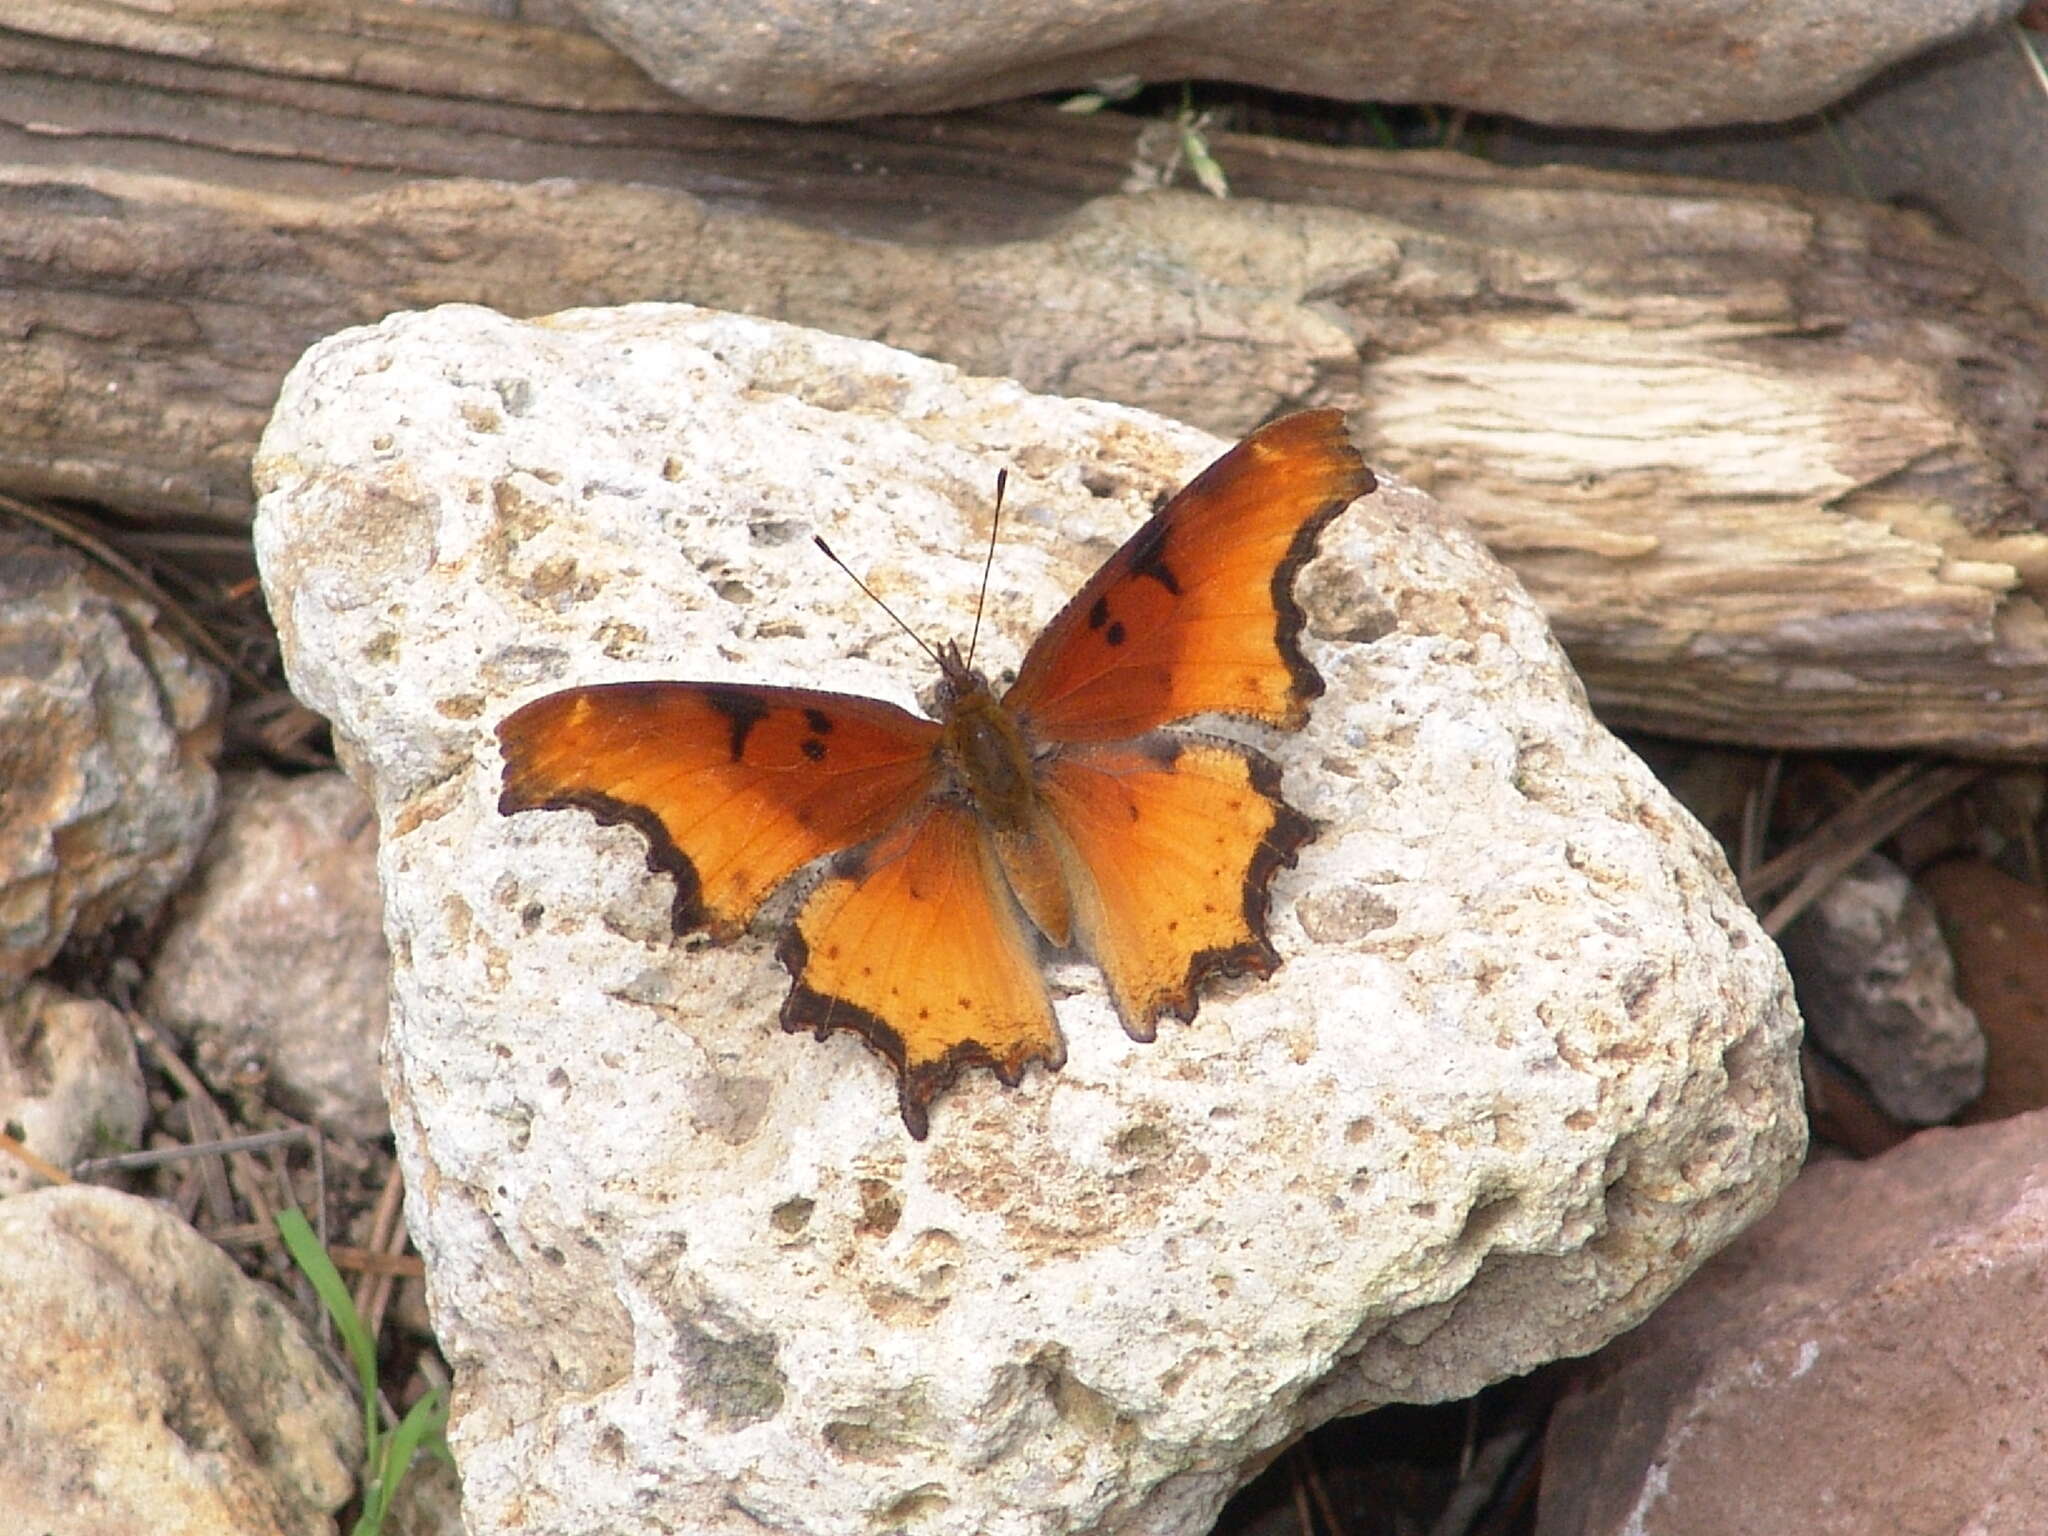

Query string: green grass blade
[357,1387,450,1535]
[276,1208,382,1462]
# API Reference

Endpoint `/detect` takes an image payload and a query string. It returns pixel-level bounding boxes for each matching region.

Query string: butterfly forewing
[1001,409,1374,742]
[497,681,940,939]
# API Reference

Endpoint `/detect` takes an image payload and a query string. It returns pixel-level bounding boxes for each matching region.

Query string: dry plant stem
[1474,1441,1542,1536]
[71,1125,313,1174]
[330,1245,424,1279]
[0,1128,75,1186]
[1290,1443,1341,1535]
[1742,760,1926,897]
[203,1227,421,1276]
[1737,754,1785,882]
[1287,1470,1315,1536]
[125,1007,280,1231]
[1743,763,1985,934]
[354,1160,409,1344]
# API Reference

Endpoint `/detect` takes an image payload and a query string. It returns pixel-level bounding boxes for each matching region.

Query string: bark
[6,1,2047,755]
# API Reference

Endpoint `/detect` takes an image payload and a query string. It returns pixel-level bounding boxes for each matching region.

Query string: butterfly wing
[1001,409,1374,742]
[496,681,941,939]
[780,803,1062,1140]
[1039,737,1312,1035]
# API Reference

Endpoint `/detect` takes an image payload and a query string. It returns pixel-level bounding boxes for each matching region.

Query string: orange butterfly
[495,410,1375,1138]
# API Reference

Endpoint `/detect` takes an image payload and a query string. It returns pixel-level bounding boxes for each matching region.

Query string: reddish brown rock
[1538,1110,2048,1535]
[1920,859,2048,1122]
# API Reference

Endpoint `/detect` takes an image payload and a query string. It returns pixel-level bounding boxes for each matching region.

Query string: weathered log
[6,2,2047,756]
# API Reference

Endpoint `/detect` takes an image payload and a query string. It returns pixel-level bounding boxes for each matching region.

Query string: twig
[1428,1423,1534,1536]
[0,1128,75,1187]
[1291,1443,1343,1536]
[209,1224,424,1276]
[1740,762,1983,935]
[2015,19,2048,101]
[72,1126,311,1175]
[126,1009,238,1226]
[1737,753,1783,883]
[355,1160,411,1344]
[1289,1465,1317,1536]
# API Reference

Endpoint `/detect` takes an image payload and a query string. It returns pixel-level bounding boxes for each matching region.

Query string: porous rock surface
[252,302,1805,1536]
[566,0,2014,130]
[0,1185,360,1536]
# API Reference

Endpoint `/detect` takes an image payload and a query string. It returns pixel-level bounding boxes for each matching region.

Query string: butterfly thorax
[933,643,1037,828]
[932,641,1074,947]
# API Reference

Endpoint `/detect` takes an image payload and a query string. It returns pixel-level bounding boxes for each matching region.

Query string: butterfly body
[933,645,1039,833]
[496,410,1375,1138]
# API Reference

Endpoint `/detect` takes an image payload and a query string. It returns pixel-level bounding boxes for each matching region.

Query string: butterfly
[495,409,1375,1139]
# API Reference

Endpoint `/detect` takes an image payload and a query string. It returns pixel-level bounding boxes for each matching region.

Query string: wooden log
[5,2,2047,756]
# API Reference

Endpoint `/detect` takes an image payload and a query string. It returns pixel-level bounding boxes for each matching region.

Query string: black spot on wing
[703,685,771,762]
[1087,595,1111,630]
[801,737,827,762]
[1124,516,1182,596]
[804,708,834,734]
[1105,620,1127,647]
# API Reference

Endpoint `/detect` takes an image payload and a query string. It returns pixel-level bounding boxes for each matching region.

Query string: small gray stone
[0,980,147,1193]
[1780,853,1986,1124]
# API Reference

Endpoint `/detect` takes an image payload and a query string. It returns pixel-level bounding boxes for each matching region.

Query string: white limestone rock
[252,303,1805,1536]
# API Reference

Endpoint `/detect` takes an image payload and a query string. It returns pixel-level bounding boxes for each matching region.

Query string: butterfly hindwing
[497,681,940,940]
[779,802,1064,1139]
[1001,409,1375,742]
[1038,736,1312,1035]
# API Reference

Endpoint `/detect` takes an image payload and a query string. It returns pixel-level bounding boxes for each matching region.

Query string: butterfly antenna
[812,537,944,667]
[964,468,1007,673]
